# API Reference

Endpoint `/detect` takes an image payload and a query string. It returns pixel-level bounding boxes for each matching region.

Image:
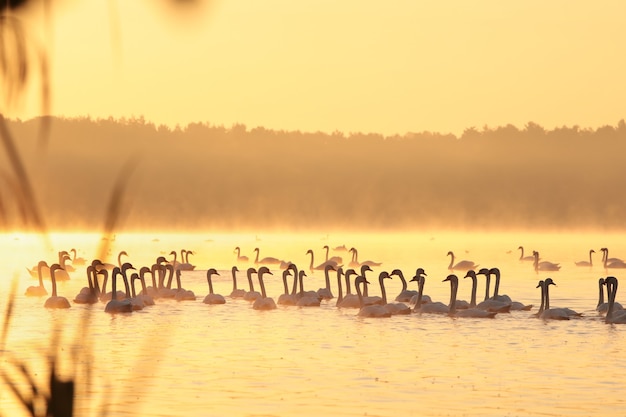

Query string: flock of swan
[20,245,626,324]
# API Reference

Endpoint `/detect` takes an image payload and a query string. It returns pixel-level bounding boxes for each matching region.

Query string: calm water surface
[1,231,625,416]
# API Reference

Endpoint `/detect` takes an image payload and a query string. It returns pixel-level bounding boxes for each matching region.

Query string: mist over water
[2,230,626,416]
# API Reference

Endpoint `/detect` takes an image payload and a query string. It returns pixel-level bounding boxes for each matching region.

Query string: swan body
[252,266,277,310]
[355,276,391,318]
[575,249,595,267]
[518,246,535,262]
[44,264,71,309]
[25,260,49,296]
[203,268,226,304]
[533,251,561,272]
[604,277,626,324]
[444,274,496,318]
[447,251,478,272]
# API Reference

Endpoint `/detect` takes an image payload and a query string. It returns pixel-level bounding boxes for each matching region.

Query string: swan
[25,260,49,296]
[358,265,383,305]
[73,264,100,304]
[126,272,148,310]
[518,246,535,262]
[203,268,226,304]
[467,270,511,313]
[43,264,71,309]
[533,251,561,273]
[138,264,159,298]
[316,264,335,300]
[378,272,411,315]
[69,248,87,266]
[536,278,581,320]
[601,248,626,269]
[411,274,449,314]
[389,269,418,302]
[228,266,246,298]
[444,274,496,318]
[252,266,277,310]
[177,249,196,271]
[27,260,50,279]
[158,263,179,298]
[58,251,76,273]
[477,268,532,311]
[574,249,595,267]
[447,251,478,272]
[98,250,128,271]
[234,247,249,263]
[354,276,391,318]
[306,249,339,271]
[604,276,626,324]
[348,247,382,268]
[334,267,346,308]
[99,262,131,301]
[174,269,196,301]
[323,245,343,265]
[596,278,623,314]
[333,244,348,251]
[133,267,155,306]
[277,268,298,306]
[243,267,262,301]
[296,270,322,306]
[408,268,432,305]
[253,248,283,265]
[104,267,133,313]
[337,268,361,308]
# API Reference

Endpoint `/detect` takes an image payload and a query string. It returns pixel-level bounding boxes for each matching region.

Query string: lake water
[1,230,625,416]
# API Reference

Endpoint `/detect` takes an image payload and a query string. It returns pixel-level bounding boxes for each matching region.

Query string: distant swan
[354,275,391,318]
[44,264,71,309]
[25,260,49,296]
[575,249,595,267]
[323,245,343,265]
[604,276,626,324]
[601,248,626,269]
[518,246,535,262]
[447,251,478,272]
[601,247,625,264]
[69,248,87,266]
[348,248,381,268]
[252,266,277,310]
[234,247,249,263]
[177,249,196,271]
[99,250,129,271]
[253,248,283,265]
[533,251,561,273]
[306,249,339,271]
[203,268,226,304]
[444,274,496,318]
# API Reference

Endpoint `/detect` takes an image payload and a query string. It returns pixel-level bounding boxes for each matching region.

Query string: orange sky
[5,0,626,136]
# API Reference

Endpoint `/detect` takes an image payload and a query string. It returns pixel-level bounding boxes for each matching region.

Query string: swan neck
[258,274,267,298]
[336,271,343,304]
[484,274,491,301]
[207,273,214,294]
[448,252,454,270]
[355,278,364,308]
[470,277,477,307]
[598,280,605,306]
[247,270,255,291]
[379,275,387,305]
[398,272,407,291]
[232,268,238,291]
[50,268,58,297]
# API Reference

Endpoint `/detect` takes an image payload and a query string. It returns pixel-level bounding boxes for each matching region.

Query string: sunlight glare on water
[1,230,625,416]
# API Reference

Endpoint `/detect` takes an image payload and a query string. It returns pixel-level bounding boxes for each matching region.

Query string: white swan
[58,251,76,273]
[132,267,155,306]
[389,269,418,302]
[243,267,262,301]
[306,249,339,271]
[604,276,626,324]
[575,249,595,267]
[177,249,196,271]
[296,270,322,306]
[26,260,50,279]
[337,268,360,308]
[25,260,49,296]
[535,278,581,320]
[444,274,497,318]
[73,263,100,304]
[252,266,277,310]
[104,267,133,313]
[533,251,561,273]
[596,277,623,314]
[477,268,532,311]
[98,250,128,271]
[348,247,381,268]
[517,246,535,262]
[378,272,411,315]
[408,268,432,305]
[411,274,449,314]
[601,248,626,269]
[203,268,226,304]
[174,269,196,301]
[323,245,343,265]
[44,264,71,309]
[278,268,298,306]
[354,275,391,318]
[234,247,249,263]
[253,248,283,265]
[228,266,246,298]
[69,248,87,266]
[316,264,335,300]
[447,251,478,272]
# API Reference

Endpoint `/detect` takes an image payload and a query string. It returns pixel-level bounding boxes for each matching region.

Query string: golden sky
[7,0,626,136]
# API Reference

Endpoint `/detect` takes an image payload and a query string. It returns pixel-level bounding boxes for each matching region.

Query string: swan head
[50,263,63,274]
[247,267,257,276]
[38,260,49,268]
[298,270,307,278]
[464,269,477,278]
[207,268,219,277]
[139,266,151,275]
[325,264,336,272]
[536,280,544,288]
[287,263,298,274]
[282,269,292,278]
[389,269,403,276]
[232,265,239,273]
[488,267,500,276]
[443,274,458,284]
[599,278,605,285]
[477,268,490,276]
[336,266,344,275]
[306,249,313,255]
[415,268,426,277]
[361,265,372,274]
[323,245,329,250]
[447,251,454,256]
[155,256,167,264]
[345,268,356,278]
[545,278,556,287]
[379,271,391,280]
[258,266,273,276]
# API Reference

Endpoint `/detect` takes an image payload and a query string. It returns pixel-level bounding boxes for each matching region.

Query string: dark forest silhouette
[2,116,626,232]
